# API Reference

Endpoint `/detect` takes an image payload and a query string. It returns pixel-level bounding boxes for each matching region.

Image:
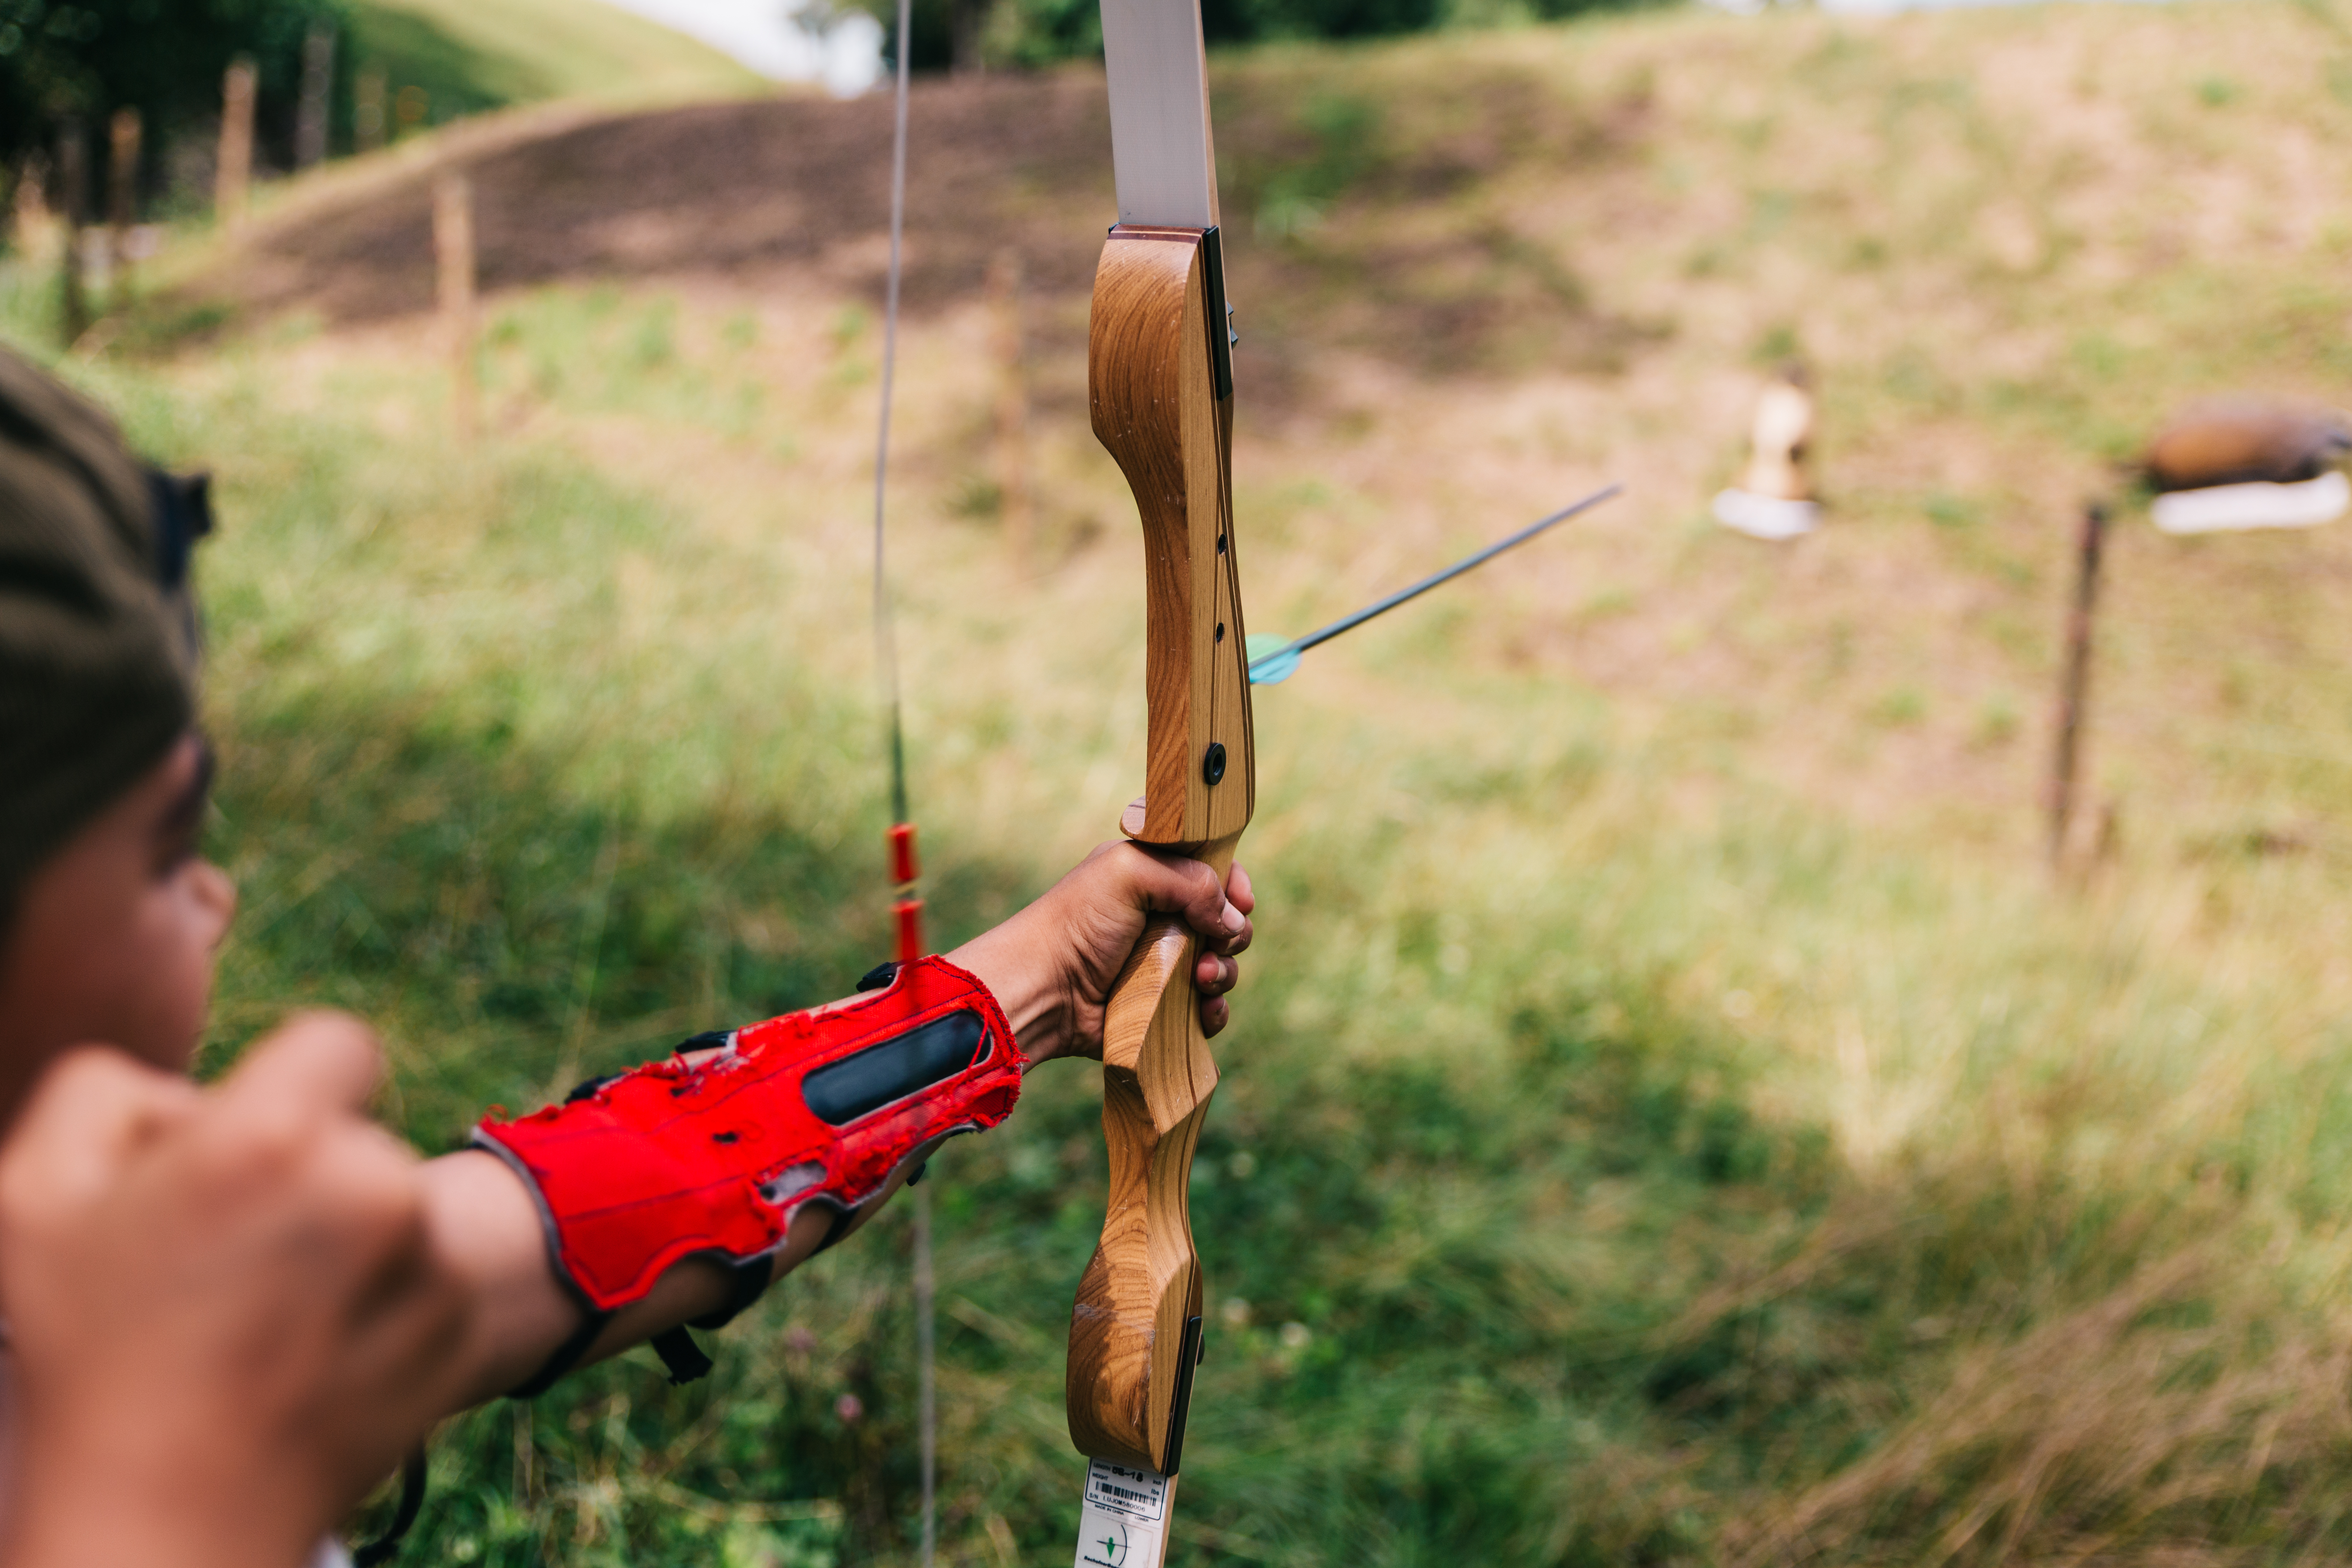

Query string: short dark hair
[0,347,199,934]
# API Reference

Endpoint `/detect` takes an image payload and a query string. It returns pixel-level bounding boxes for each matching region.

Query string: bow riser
[1066,222,1256,1490]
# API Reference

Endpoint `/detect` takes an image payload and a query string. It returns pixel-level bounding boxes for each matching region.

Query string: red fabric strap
[476,955,1023,1313]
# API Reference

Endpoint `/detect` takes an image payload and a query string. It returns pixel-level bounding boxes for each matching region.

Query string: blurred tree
[0,0,346,172]
[879,0,1651,74]
[1199,0,1440,41]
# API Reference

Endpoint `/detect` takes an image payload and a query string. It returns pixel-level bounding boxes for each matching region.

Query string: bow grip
[1064,848,1229,1474]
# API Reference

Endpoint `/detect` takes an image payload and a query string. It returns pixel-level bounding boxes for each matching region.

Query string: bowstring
[873,0,913,834]
[867,0,934,1562]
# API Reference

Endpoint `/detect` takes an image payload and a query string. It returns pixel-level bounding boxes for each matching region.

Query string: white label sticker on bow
[1075,1459,1169,1567]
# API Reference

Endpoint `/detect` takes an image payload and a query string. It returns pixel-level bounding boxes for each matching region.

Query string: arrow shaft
[1265,483,1623,672]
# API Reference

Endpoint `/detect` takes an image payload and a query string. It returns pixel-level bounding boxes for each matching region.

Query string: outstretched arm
[420,842,1255,1408]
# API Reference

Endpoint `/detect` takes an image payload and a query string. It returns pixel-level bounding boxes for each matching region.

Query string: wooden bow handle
[1066,223,1253,1478]
[1064,839,1232,1472]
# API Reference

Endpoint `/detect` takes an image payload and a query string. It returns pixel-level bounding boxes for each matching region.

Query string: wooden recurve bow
[1065,0,1253,1561]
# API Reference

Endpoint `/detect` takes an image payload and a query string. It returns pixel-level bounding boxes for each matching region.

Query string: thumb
[214,1011,386,1128]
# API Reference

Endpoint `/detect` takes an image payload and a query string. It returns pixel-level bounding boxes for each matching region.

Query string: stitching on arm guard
[475,955,1023,1319]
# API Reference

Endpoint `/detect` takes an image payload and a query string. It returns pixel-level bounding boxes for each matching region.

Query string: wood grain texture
[1086,227,1254,848]
[1067,224,1256,1479]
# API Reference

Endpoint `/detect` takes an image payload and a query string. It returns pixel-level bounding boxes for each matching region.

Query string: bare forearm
[417,1140,921,1410]
[413,1149,589,1406]
[949,922,1080,1066]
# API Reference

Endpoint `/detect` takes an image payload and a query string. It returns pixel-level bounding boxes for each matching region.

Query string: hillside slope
[180,0,2352,861]
[350,0,766,116]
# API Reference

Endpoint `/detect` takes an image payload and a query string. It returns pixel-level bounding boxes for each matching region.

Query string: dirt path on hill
[180,58,1659,413]
[202,75,1119,333]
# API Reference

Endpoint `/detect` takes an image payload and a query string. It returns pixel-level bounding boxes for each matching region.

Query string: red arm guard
[476,955,1023,1324]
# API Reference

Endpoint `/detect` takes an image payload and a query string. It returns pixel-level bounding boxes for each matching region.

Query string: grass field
[29,0,2352,1561]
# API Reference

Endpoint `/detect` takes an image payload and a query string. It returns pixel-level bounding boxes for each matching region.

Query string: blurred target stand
[2047,396,2350,874]
[1699,361,2346,873]
[1712,360,1819,540]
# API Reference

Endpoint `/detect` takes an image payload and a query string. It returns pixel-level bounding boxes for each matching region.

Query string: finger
[1225,862,1256,918]
[1199,995,1230,1038]
[1120,847,1244,946]
[215,1011,386,1128]
[0,1047,196,1209]
[1212,910,1252,959]
[1192,951,1239,997]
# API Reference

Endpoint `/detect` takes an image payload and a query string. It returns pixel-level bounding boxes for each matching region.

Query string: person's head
[0,349,230,1123]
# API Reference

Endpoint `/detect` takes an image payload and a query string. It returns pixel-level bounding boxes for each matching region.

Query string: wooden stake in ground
[55,119,87,343]
[216,56,257,230]
[355,69,387,156]
[949,0,987,73]
[107,107,139,304]
[435,172,478,443]
[986,249,1032,567]
[2048,499,2109,867]
[295,24,336,170]
[12,151,52,255]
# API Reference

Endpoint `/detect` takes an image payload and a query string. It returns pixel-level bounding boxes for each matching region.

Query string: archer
[0,344,1256,1567]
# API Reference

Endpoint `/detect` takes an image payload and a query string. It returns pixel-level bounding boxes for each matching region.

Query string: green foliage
[1198,0,1440,46]
[974,0,1099,71]
[887,0,1662,75]
[0,0,343,169]
[0,0,759,190]
[345,1,536,128]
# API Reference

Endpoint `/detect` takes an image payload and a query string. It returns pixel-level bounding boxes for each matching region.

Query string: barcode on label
[1084,1459,1169,1522]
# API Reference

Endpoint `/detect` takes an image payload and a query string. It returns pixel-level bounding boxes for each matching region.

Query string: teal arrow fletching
[1246,633,1301,686]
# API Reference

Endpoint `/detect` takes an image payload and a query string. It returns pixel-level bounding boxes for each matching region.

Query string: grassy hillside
[348,0,766,121]
[31,0,2352,1562]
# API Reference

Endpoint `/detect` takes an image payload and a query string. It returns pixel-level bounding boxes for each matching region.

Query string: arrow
[1245,483,1624,686]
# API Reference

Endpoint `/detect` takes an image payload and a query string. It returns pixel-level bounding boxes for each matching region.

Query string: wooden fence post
[355,69,386,156]
[435,171,478,443]
[2048,499,2109,869]
[12,151,52,257]
[395,85,429,141]
[295,24,336,170]
[107,107,139,303]
[986,249,1032,568]
[216,56,257,230]
[55,119,86,343]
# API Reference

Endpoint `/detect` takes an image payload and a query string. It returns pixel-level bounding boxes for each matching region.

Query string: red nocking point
[889,822,920,886]
[894,898,925,967]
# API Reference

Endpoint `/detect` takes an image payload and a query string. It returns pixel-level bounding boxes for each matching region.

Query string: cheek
[115,873,226,1072]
